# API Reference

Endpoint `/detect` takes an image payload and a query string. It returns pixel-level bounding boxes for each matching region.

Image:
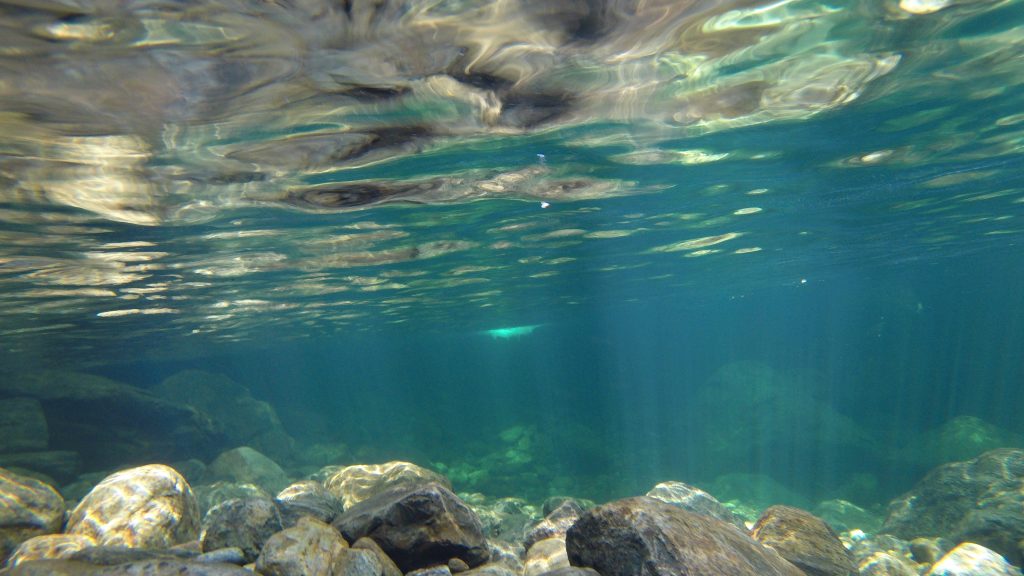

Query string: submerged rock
[882,448,1024,565]
[565,496,804,576]
[0,451,80,484]
[925,542,1022,576]
[813,499,882,533]
[6,534,96,567]
[857,552,918,576]
[645,480,745,530]
[899,416,1024,470]
[276,480,342,527]
[0,558,254,575]
[750,505,856,576]
[65,464,199,550]
[523,501,582,550]
[0,467,66,564]
[255,517,348,576]
[208,446,291,494]
[469,495,539,544]
[351,537,403,576]
[194,481,273,515]
[200,497,282,564]
[333,482,489,572]
[0,398,48,453]
[154,370,295,462]
[695,362,877,480]
[334,548,391,576]
[325,461,450,509]
[0,371,222,469]
[523,538,569,576]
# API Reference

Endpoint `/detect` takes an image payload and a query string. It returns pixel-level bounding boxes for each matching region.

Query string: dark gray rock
[751,505,856,576]
[200,497,282,564]
[0,398,48,453]
[0,467,65,564]
[276,480,342,528]
[0,371,223,469]
[882,448,1024,566]
[523,501,582,550]
[566,496,804,576]
[333,482,489,573]
[645,481,745,530]
[154,370,294,462]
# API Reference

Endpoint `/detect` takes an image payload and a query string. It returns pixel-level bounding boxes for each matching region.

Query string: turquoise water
[1,0,1024,509]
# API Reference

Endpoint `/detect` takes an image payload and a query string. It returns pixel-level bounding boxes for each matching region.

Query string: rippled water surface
[1,0,1023,359]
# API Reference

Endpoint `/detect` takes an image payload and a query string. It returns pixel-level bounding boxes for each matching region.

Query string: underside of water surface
[1,1,1024,571]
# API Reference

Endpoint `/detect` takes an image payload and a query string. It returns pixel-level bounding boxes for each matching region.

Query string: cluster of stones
[3,449,1024,576]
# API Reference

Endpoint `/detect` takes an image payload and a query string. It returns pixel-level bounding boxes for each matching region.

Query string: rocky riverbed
[2,449,1023,576]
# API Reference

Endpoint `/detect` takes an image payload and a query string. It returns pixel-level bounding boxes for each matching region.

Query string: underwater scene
[2,0,1024,574]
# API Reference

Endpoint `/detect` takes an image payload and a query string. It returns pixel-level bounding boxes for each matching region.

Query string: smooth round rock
[255,516,348,576]
[325,461,450,509]
[566,496,805,576]
[66,464,199,549]
[0,467,66,563]
[751,505,857,576]
[6,534,96,567]
[200,497,282,564]
[926,542,1022,576]
[523,538,569,576]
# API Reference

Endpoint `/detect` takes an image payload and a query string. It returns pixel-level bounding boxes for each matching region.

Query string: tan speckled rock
[325,461,450,509]
[523,537,569,576]
[0,467,66,563]
[926,542,1022,576]
[6,534,96,567]
[66,464,199,549]
[751,505,856,576]
[255,516,348,576]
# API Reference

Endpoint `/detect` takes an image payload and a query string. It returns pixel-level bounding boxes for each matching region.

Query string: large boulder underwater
[0,369,295,482]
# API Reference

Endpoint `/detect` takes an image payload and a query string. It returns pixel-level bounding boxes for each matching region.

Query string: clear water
[1,0,1023,508]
